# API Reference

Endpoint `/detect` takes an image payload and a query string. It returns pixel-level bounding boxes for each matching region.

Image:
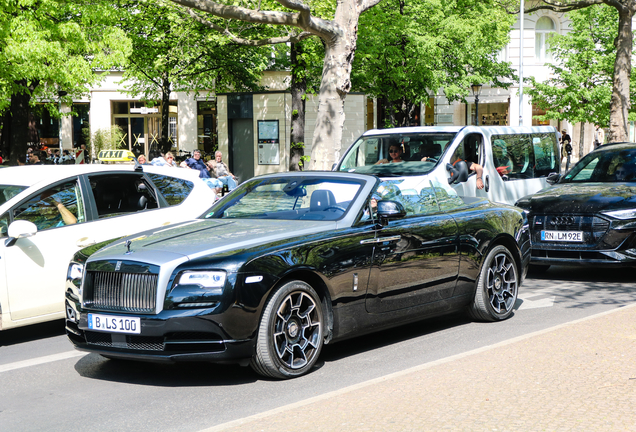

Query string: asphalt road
[1,265,634,432]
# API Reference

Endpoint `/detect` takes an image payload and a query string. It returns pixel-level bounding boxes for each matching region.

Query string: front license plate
[541,230,583,242]
[87,313,141,334]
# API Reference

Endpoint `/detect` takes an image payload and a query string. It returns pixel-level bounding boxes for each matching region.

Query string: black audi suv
[516,142,636,270]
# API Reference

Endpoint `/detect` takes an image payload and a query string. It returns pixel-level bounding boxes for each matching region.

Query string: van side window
[451,134,482,169]
[491,133,558,179]
[491,134,534,179]
[532,133,560,176]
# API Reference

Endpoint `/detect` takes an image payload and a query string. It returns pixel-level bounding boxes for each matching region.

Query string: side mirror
[546,173,561,185]
[376,200,406,226]
[447,161,469,184]
[331,163,338,171]
[6,220,38,247]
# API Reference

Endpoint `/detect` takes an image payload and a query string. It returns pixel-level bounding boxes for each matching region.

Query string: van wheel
[469,245,519,322]
[250,280,324,379]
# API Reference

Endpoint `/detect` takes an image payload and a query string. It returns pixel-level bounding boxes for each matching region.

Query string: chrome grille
[84,271,158,313]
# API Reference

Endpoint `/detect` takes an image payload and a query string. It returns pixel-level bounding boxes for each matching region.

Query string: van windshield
[337,132,457,176]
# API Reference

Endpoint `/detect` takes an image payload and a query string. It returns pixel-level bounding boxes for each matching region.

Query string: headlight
[178,271,226,288]
[68,262,84,280]
[601,209,636,220]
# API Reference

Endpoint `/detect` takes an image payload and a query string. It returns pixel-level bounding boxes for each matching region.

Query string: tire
[469,245,519,322]
[529,264,550,274]
[250,280,324,379]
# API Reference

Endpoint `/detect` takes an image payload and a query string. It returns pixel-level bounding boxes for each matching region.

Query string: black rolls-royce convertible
[65,171,530,379]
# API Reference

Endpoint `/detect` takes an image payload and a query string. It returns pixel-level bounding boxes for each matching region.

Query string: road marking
[199,303,636,432]
[0,351,87,374]
[517,289,556,310]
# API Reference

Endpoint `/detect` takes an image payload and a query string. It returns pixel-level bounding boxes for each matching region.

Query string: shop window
[535,16,556,63]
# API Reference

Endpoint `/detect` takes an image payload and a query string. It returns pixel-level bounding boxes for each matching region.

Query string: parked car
[516,142,636,270]
[335,125,561,205]
[0,164,217,330]
[65,171,530,379]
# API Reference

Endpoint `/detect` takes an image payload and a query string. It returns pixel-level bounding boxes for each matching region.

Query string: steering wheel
[324,205,346,213]
[424,157,438,163]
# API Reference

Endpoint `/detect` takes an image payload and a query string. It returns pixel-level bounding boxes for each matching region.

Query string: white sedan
[0,164,217,330]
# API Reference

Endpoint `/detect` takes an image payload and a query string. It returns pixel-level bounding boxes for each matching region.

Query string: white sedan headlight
[602,209,636,220]
[178,271,226,288]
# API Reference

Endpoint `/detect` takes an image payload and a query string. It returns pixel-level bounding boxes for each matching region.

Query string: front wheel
[250,280,324,379]
[469,245,519,322]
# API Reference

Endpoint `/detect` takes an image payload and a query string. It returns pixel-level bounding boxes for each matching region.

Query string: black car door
[365,183,460,313]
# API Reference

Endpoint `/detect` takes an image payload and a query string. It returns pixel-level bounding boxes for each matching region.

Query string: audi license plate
[87,313,141,334]
[541,230,583,242]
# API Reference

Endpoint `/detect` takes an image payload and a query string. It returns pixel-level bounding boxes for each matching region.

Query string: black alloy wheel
[469,245,519,321]
[251,280,324,379]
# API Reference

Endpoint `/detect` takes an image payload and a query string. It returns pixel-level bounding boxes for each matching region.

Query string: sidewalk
[208,304,636,432]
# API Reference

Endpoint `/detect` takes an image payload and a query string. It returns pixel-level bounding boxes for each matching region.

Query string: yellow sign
[97,150,136,162]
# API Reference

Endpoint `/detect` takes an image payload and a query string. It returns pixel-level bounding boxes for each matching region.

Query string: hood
[88,218,337,264]
[517,183,636,214]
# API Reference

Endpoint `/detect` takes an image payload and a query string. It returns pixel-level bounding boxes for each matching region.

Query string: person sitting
[151,151,177,167]
[210,151,238,191]
[614,163,632,182]
[204,160,224,194]
[185,149,210,178]
[376,144,405,164]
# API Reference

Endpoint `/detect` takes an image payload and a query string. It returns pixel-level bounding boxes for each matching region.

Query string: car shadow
[0,319,65,347]
[319,312,471,363]
[526,265,636,310]
[73,353,259,386]
[73,312,472,386]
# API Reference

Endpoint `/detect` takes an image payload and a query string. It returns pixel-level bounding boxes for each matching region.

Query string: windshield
[562,147,636,183]
[203,177,365,221]
[0,185,28,206]
[337,132,457,176]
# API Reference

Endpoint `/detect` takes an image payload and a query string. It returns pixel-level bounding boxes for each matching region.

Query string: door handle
[485,175,490,192]
[360,235,401,245]
[77,237,96,248]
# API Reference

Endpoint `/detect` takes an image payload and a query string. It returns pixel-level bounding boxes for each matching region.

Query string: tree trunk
[160,75,172,154]
[608,6,634,142]
[9,79,39,165]
[289,42,306,171]
[308,7,359,171]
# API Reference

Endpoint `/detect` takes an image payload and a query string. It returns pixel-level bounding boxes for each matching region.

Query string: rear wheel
[469,245,519,322]
[250,280,324,379]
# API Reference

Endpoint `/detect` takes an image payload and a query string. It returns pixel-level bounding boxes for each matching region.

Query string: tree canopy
[119,0,270,153]
[169,0,382,170]
[515,0,636,142]
[0,0,131,163]
[353,0,516,128]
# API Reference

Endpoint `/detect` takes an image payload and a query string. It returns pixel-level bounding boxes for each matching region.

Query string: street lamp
[471,83,482,126]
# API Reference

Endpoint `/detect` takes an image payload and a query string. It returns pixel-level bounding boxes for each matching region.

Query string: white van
[335,126,560,205]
